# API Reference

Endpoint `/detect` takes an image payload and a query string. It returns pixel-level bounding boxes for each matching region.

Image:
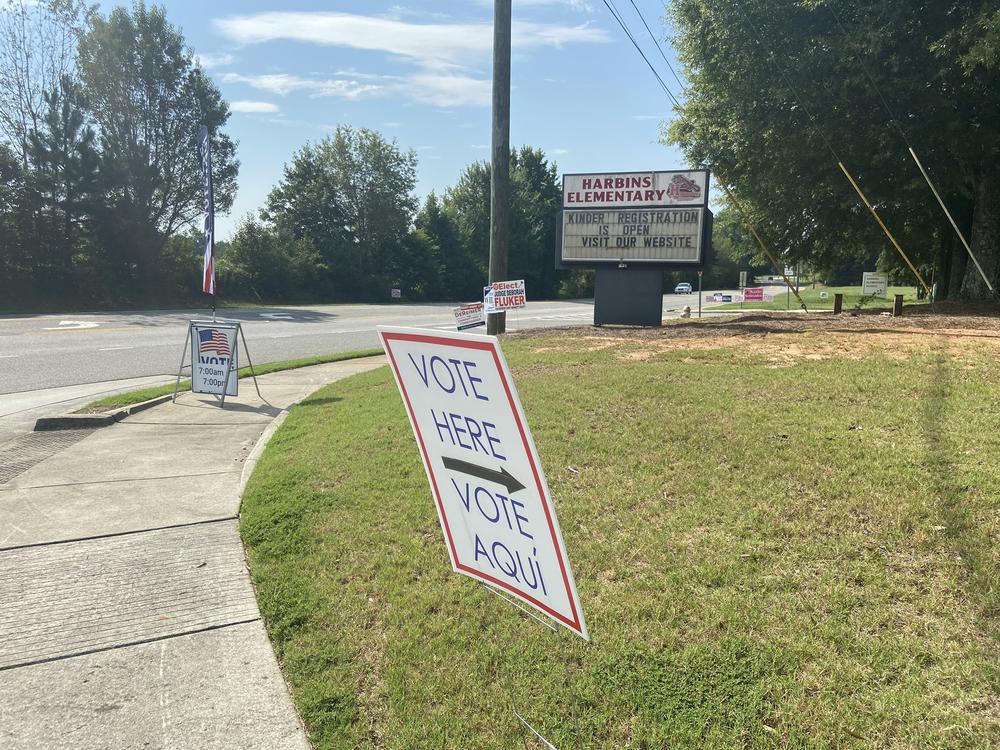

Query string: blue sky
[127,1,689,238]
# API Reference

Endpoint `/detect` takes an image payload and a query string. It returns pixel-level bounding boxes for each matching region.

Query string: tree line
[1,1,237,309]
[668,0,1000,299]
[0,1,602,311]
[12,0,972,312]
[221,131,590,304]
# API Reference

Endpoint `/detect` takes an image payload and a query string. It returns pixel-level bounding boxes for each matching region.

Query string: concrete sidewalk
[0,356,386,749]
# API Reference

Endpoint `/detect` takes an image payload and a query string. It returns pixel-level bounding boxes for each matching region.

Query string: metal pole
[239,324,264,400]
[908,147,994,294]
[697,272,702,318]
[838,161,931,297]
[487,0,511,336]
[172,325,191,402]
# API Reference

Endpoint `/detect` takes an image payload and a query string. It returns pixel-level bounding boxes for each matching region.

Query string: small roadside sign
[391,288,402,299]
[191,323,238,396]
[862,272,888,298]
[484,279,526,314]
[743,287,764,302]
[453,302,485,331]
[377,326,588,639]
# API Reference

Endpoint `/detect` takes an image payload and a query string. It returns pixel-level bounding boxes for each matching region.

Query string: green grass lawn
[77,349,382,412]
[240,325,1000,748]
[714,285,927,312]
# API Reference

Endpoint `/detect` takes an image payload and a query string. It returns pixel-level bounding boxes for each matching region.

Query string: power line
[598,0,808,309]
[600,0,682,109]
[627,0,686,91]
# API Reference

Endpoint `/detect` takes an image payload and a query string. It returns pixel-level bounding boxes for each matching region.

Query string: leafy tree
[219,216,322,302]
[264,126,417,299]
[26,75,98,296]
[415,191,476,301]
[77,2,237,297]
[668,0,1000,299]
[443,160,491,290]
[444,147,563,300]
[390,228,443,301]
[0,0,92,165]
[0,142,27,301]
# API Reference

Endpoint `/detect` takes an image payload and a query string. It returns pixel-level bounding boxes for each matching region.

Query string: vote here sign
[378,326,588,639]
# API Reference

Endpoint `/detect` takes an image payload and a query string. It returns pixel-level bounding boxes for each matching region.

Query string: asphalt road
[0,295,734,395]
[0,292,745,438]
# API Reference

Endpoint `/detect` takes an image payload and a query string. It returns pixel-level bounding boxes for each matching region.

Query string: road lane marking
[42,320,100,330]
[98,346,135,351]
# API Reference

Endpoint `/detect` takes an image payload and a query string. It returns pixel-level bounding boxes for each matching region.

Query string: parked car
[674,282,693,294]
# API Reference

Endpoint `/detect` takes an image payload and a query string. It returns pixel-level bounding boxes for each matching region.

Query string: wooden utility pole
[488,0,511,335]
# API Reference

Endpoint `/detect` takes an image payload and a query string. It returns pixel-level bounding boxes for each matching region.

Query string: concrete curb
[238,407,293,497]
[33,393,174,431]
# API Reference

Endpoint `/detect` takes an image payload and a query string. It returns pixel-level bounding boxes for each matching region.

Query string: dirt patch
[513,308,1000,365]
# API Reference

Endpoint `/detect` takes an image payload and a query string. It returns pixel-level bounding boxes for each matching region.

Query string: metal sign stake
[238,324,263,400]
[172,325,192,403]
[482,583,583,750]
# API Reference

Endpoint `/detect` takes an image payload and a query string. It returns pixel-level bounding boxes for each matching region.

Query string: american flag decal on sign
[199,329,231,357]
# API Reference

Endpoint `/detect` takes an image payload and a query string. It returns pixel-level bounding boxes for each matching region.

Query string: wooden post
[487,0,511,336]
[893,294,904,317]
[833,293,843,314]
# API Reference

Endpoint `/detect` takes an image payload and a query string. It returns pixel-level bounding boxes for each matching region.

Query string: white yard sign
[484,279,526,314]
[191,323,238,396]
[453,302,486,331]
[862,271,889,298]
[378,326,588,639]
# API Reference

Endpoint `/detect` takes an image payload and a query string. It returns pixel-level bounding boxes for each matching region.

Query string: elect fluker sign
[378,326,588,639]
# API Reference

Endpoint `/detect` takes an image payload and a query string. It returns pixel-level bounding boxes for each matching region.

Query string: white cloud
[477,0,594,9]
[194,52,235,69]
[407,72,490,107]
[213,11,608,108]
[549,148,569,155]
[222,72,380,99]
[213,13,608,68]
[229,100,279,113]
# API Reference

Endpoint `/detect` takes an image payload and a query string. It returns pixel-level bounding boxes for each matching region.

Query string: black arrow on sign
[442,456,526,494]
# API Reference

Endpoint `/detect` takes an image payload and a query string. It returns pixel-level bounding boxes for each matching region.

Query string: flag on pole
[196,125,215,295]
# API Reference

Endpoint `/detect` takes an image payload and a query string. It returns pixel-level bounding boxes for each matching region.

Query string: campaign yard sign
[453,302,485,331]
[191,324,238,396]
[743,287,764,301]
[484,280,526,314]
[378,326,588,639]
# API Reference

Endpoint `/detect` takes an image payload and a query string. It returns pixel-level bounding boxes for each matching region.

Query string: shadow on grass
[920,348,1000,635]
[298,396,343,408]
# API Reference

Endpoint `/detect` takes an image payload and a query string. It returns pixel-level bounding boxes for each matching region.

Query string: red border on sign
[381,330,583,636]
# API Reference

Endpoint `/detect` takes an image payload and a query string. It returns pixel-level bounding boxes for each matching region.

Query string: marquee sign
[561,208,707,265]
[563,169,708,209]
